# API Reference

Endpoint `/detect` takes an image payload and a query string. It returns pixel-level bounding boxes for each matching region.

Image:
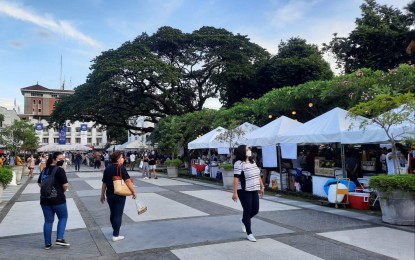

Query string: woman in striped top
[232,145,265,242]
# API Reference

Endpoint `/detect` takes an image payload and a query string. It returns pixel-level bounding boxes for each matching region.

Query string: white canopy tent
[124,140,148,149]
[106,144,124,152]
[188,127,227,149]
[38,144,92,152]
[279,107,370,144]
[210,122,260,148]
[244,116,303,147]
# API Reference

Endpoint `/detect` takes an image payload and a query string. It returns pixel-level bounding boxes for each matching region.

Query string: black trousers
[238,189,259,235]
[106,193,126,236]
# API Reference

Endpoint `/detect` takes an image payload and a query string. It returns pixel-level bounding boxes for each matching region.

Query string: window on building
[42,138,48,143]
[87,138,92,144]
[97,138,102,144]
[38,108,41,113]
[54,138,59,144]
[66,127,71,132]
[75,138,81,143]
[66,138,70,144]
[33,100,36,104]
[75,127,80,132]
[38,100,42,105]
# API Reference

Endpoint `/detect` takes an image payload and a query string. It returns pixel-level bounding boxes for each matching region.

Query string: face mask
[246,150,252,157]
[56,160,65,166]
[396,151,401,155]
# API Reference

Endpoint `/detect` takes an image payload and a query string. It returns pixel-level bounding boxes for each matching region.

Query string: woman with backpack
[232,145,265,242]
[37,151,70,250]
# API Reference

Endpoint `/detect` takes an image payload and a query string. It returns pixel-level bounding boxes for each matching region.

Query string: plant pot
[0,182,4,204]
[221,170,234,189]
[12,166,23,185]
[378,190,415,226]
[167,165,179,178]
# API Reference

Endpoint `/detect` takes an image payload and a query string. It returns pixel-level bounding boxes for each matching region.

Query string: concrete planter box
[12,166,23,185]
[221,169,234,189]
[167,166,179,178]
[378,190,415,226]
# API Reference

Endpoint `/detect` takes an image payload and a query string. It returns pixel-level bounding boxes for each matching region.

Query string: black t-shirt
[37,166,68,205]
[148,155,156,165]
[102,164,131,196]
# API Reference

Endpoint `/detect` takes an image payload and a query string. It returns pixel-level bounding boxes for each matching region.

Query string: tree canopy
[49,26,269,133]
[323,0,415,73]
[257,37,333,91]
[0,120,39,154]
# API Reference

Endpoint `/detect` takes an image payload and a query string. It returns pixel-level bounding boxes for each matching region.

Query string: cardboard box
[315,167,342,177]
[314,157,325,167]
[314,167,324,176]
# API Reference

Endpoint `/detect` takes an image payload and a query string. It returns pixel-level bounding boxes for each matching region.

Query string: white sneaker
[112,235,125,242]
[247,234,256,242]
[240,218,246,233]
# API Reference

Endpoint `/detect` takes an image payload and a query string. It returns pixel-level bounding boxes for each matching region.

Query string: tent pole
[341,144,346,178]
[277,145,284,190]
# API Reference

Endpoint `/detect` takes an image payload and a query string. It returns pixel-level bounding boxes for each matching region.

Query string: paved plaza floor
[0,165,414,259]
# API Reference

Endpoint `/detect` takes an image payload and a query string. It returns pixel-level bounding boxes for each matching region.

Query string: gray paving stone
[258,209,371,232]
[69,179,95,190]
[101,214,294,253]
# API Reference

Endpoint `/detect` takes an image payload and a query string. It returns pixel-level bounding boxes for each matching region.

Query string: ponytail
[46,152,63,167]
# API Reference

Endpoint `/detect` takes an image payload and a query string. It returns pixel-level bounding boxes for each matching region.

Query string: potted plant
[369,174,415,225]
[350,93,415,225]
[219,163,234,189]
[0,166,13,204]
[165,159,182,177]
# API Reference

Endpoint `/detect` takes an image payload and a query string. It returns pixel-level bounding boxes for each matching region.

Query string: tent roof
[279,107,370,144]
[188,127,227,149]
[244,116,303,146]
[124,140,147,149]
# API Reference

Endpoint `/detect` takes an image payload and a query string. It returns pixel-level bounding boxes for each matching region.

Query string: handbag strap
[117,165,122,178]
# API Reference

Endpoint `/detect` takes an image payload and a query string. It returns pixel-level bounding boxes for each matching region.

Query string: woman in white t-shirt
[232,145,265,242]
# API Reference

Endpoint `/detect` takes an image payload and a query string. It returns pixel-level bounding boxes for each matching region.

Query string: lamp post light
[308,102,313,108]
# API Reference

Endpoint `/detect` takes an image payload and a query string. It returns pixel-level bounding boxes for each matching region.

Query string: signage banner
[35,123,43,131]
[59,126,67,144]
[80,124,88,131]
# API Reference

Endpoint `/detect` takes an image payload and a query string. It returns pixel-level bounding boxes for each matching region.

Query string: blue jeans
[75,160,81,171]
[237,190,259,235]
[106,193,126,236]
[41,203,68,245]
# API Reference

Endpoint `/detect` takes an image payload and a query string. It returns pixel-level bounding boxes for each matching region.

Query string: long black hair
[234,145,254,165]
[46,152,63,167]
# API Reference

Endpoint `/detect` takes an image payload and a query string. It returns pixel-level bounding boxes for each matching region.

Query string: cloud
[268,0,321,28]
[0,1,102,49]
[9,40,23,47]
[0,98,18,110]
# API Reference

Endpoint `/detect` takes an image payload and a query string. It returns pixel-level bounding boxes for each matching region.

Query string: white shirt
[130,154,136,162]
[234,160,261,191]
[386,152,407,175]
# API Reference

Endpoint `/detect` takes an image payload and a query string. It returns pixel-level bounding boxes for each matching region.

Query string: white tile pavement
[172,238,323,260]
[181,190,300,212]
[317,226,415,260]
[140,178,192,186]
[123,193,208,222]
[0,198,86,237]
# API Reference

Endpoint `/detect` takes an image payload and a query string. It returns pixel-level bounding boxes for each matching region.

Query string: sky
[0,0,410,111]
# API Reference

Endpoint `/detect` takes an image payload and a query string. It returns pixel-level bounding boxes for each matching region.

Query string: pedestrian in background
[27,154,35,178]
[38,151,70,249]
[232,145,264,242]
[148,150,157,179]
[129,152,136,171]
[100,151,137,242]
[75,152,82,172]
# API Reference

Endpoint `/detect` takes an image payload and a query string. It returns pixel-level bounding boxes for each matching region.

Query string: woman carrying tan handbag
[100,151,137,242]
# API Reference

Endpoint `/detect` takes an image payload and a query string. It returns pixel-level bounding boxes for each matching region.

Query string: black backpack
[40,167,59,199]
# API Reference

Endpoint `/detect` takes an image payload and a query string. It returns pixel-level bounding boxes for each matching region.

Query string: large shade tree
[0,120,38,155]
[323,0,415,73]
[257,37,333,91]
[49,26,269,133]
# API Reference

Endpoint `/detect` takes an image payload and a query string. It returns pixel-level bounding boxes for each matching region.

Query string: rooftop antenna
[60,54,63,90]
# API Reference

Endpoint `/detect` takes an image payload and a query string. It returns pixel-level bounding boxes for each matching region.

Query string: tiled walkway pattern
[0,166,414,259]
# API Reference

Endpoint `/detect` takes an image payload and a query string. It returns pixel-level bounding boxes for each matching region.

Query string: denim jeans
[75,160,81,171]
[41,203,68,245]
[106,193,126,236]
[237,190,259,235]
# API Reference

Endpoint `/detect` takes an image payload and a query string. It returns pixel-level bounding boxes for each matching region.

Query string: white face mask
[246,150,252,157]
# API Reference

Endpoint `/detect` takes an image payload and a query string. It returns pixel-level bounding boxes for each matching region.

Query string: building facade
[20,84,107,148]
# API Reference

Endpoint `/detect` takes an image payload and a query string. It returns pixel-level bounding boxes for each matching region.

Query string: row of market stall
[187,106,414,199]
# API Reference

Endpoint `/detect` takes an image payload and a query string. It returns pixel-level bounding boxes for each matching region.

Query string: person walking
[232,145,264,242]
[37,152,70,249]
[142,152,150,179]
[75,152,82,172]
[148,150,157,179]
[129,152,136,171]
[100,151,137,242]
[27,154,35,178]
[39,153,47,173]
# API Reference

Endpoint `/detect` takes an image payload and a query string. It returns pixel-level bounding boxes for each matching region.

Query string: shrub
[369,174,415,193]
[219,163,234,171]
[0,167,13,187]
[165,159,182,167]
